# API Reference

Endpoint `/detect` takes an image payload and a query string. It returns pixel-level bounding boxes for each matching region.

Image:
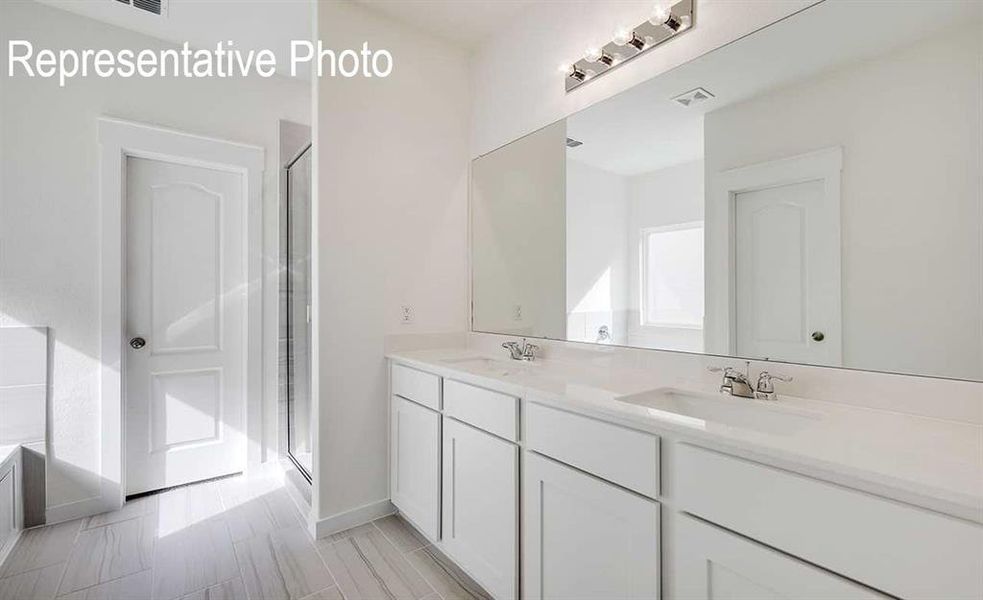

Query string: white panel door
[523,452,660,600]
[672,515,885,599]
[442,418,517,600]
[391,395,441,540]
[735,179,841,365]
[125,157,246,495]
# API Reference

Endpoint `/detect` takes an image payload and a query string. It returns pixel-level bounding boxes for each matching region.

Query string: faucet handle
[757,371,792,385]
[755,371,792,400]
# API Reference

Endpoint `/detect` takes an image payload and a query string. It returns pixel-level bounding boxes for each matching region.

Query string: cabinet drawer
[392,363,441,411]
[443,380,519,441]
[676,443,983,600]
[526,402,659,498]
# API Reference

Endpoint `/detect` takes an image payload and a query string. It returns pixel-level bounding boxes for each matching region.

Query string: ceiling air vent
[566,138,583,148]
[672,87,715,107]
[114,0,167,17]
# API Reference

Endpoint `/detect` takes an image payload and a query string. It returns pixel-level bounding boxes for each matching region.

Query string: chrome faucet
[709,362,755,398]
[502,338,539,361]
[709,362,793,400]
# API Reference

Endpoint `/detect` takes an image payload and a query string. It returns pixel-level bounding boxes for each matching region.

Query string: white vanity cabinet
[390,394,441,540]
[674,515,885,599]
[442,417,518,600]
[523,452,661,600]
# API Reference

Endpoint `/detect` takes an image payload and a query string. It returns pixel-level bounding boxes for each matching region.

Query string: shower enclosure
[285,143,312,480]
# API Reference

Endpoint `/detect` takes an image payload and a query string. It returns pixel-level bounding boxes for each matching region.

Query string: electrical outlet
[512,304,522,321]
[401,305,413,324]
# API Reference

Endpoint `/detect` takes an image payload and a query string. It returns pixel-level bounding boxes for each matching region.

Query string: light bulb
[559,63,576,76]
[649,2,671,25]
[678,15,691,31]
[613,28,633,46]
[584,46,603,62]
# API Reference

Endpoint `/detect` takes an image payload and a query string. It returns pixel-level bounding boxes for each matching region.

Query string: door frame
[705,146,842,361]
[98,117,264,512]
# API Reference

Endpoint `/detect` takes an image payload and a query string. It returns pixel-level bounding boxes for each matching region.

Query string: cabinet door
[524,452,660,600]
[391,395,440,540]
[672,515,886,599]
[442,418,518,600]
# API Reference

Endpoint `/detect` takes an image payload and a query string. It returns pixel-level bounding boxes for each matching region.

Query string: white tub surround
[387,348,982,600]
[0,446,23,569]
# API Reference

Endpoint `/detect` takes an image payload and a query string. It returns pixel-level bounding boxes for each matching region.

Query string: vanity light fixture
[563,0,694,92]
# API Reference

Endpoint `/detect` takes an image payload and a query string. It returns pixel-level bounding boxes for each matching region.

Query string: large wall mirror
[471,0,982,381]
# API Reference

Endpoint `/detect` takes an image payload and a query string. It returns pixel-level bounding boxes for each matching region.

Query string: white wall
[0,0,310,519]
[704,23,982,380]
[566,159,629,345]
[627,159,705,351]
[312,0,470,526]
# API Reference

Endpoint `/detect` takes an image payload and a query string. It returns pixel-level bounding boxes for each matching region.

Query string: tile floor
[0,471,489,600]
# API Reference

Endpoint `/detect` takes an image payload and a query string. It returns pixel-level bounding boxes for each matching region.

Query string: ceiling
[354,0,533,48]
[33,0,314,76]
[31,0,531,80]
[567,0,982,176]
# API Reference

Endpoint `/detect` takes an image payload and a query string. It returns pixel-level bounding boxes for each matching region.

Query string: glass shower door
[286,145,312,480]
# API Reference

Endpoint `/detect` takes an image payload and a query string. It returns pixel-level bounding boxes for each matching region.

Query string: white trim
[98,117,264,513]
[43,495,110,525]
[706,146,843,360]
[311,499,395,539]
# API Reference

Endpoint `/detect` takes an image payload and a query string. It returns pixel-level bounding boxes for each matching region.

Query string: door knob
[129,337,147,350]
[811,331,825,342]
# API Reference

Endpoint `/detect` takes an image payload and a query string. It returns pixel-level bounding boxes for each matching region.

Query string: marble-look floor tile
[178,577,247,600]
[58,514,155,594]
[298,587,344,600]
[405,546,490,600]
[83,495,158,530]
[153,518,238,600]
[223,489,301,543]
[0,519,81,577]
[322,522,375,543]
[157,481,226,537]
[374,515,426,553]
[0,563,64,600]
[316,527,434,600]
[57,569,152,600]
[234,526,333,600]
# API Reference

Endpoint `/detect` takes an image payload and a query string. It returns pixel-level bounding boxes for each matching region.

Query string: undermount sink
[439,356,533,376]
[616,388,822,435]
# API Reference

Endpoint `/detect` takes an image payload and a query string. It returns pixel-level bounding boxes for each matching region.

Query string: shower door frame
[284,142,314,483]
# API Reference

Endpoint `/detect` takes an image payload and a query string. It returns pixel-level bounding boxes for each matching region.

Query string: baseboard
[45,494,114,525]
[312,498,395,539]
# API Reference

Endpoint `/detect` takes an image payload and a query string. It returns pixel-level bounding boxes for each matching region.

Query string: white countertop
[388,348,983,524]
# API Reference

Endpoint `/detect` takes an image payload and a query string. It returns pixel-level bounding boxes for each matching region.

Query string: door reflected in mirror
[471,0,983,381]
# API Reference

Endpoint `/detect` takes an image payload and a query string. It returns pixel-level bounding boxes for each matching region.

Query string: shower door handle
[129,337,146,350]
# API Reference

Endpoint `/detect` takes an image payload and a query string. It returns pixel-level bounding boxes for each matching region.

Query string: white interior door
[125,156,246,495]
[734,179,841,365]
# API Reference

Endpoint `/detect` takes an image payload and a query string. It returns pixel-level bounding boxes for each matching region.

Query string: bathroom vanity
[388,351,982,600]
[390,1,983,598]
